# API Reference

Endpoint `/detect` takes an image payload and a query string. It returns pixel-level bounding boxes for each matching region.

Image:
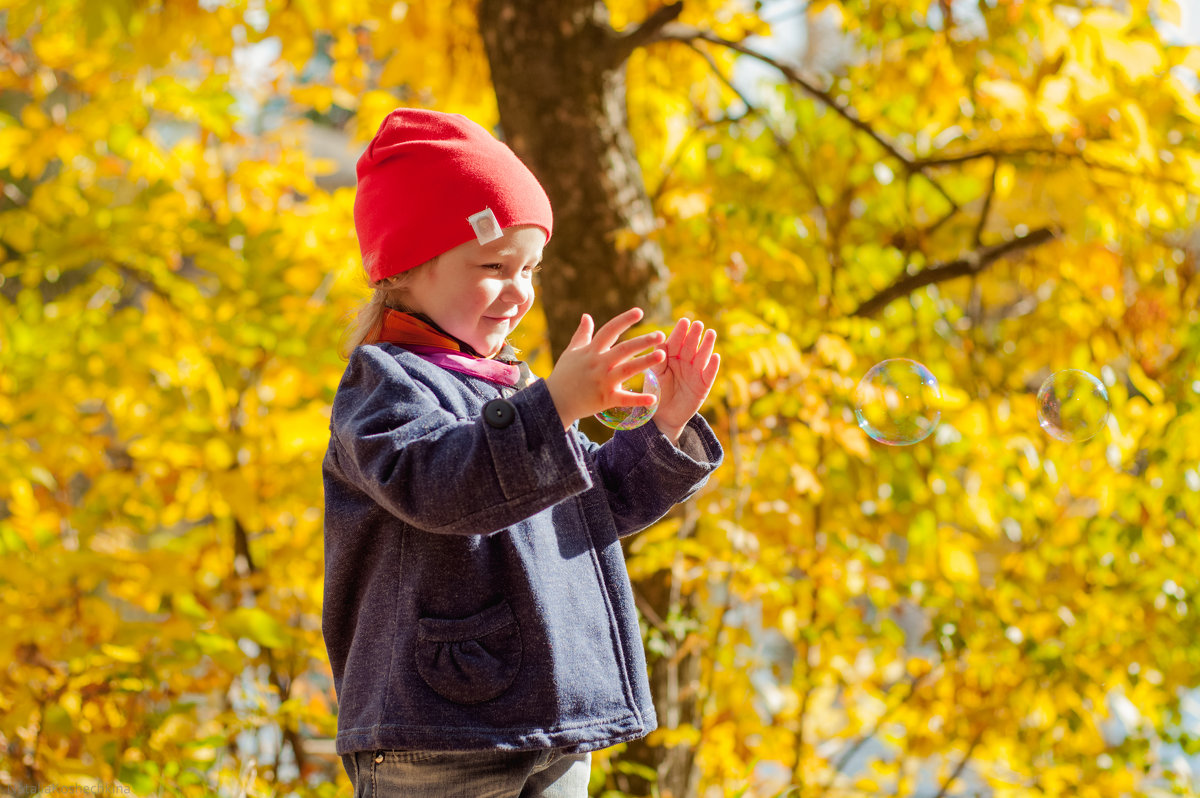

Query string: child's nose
[502,277,533,305]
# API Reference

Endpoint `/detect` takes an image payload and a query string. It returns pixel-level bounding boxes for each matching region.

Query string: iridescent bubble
[853,358,942,446]
[1036,369,1109,442]
[595,369,661,431]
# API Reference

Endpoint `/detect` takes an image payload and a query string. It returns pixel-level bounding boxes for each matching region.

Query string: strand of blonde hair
[339,264,424,359]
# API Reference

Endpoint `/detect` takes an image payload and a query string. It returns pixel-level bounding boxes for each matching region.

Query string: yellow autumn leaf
[291,84,335,113]
[1127,361,1164,404]
[1036,7,1071,61]
[977,79,1030,115]
[1155,0,1182,26]
[645,724,702,749]
[815,334,854,372]
[1081,7,1130,34]
[1101,39,1165,83]
[1036,76,1076,133]
[790,464,822,496]
[939,537,979,583]
[1182,46,1200,72]
[100,644,143,663]
[357,90,400,139]
[202,438,234,470]
[834,419,872,460]
[1118,101,1156,165]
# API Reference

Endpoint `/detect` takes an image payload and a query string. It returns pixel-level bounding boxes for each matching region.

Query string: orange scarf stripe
[378,308,464,352]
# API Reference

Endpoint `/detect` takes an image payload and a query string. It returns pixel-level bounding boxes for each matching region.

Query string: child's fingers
[568,313,594,349]
[612,388,660,407]
[665,318,689,360]
[694,328,717,368]
[701,352,721,387]
[592,307,644,351]
[680,319,705,361]
[611,357,662,406]
[610,350,666,384]
[608,330,666,362]
[607,368,662,409]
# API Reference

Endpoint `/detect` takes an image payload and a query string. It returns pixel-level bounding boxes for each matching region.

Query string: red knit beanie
[354,108,554,282]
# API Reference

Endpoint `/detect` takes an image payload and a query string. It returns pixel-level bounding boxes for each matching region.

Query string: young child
[323,108,724,797]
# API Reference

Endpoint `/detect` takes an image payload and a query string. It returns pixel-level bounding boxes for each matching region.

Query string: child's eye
[526,263,543,273]
[482,263,503,271]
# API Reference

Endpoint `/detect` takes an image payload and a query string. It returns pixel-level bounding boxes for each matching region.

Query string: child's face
[403,225,546,358]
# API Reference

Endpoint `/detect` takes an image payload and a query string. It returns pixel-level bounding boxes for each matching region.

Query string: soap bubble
[853,359,942,445]
[595,369,660,431]
[1037,369,1109,442]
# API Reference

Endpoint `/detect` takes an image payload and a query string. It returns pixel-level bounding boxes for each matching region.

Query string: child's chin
[477,338,505,358]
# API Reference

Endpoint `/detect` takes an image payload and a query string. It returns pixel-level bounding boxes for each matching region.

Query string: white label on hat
[467,208,502,245]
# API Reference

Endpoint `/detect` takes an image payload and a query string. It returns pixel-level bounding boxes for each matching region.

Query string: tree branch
[914,145,1195,190]
[913,146,1044,168]
[657,24,961,214]
[661,25,906,159]
[851,227,1058,318]
[610,2,684,66]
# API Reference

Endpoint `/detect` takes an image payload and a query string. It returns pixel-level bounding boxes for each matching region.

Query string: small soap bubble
[1037,369,1109,442]
[853,358,942,445]
[595,369,660,431]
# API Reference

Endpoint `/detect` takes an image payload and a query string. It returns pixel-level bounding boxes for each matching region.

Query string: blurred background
[2,0,1200,796]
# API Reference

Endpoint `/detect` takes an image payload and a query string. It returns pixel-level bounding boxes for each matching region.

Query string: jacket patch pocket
[415,600,522,705]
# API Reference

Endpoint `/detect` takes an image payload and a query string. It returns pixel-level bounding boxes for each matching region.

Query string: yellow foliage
[3,0,1200,795]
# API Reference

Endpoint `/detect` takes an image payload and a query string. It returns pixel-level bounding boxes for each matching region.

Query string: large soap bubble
[853,359,942,446]
[1036,369,1109,443]
[595,369,660,431]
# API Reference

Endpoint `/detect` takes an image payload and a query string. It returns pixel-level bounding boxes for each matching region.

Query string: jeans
[340,748,592,798]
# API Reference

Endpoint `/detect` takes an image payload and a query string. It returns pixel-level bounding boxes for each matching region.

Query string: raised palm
[650,318,720,434]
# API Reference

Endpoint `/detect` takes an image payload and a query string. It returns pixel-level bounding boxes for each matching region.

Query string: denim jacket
[322,344,723,755]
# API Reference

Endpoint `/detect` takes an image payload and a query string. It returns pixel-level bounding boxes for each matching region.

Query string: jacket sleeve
[328,346,593,536]
[572,413,724,538]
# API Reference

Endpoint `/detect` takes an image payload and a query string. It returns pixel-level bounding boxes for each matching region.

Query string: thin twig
[679,40,825,205]
[930,729,984,798]
[972,157,998,247]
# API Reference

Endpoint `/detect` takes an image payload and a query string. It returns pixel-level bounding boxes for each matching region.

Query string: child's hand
[544,307,667,431]
[649,318,720,443]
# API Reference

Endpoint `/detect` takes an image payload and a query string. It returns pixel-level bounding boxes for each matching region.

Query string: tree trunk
[477,0,671,358]
[478,2,700,796]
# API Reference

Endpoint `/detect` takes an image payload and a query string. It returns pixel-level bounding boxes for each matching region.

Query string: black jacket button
[483,398,516,429]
